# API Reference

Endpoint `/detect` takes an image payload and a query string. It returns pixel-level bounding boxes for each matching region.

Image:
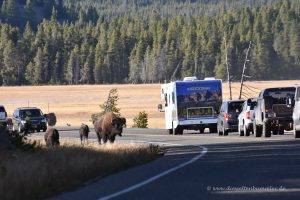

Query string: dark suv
[12,107,47,133]
[0,104,8,128]
[253,87,295,137]
[217,100,245,136]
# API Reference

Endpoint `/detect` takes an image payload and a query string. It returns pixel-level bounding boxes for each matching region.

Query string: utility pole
[224,34,232,100]
[239,41,252,99]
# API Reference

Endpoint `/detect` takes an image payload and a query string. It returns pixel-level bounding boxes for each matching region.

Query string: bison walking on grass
[93,112,126,144]
[79,124,90,144]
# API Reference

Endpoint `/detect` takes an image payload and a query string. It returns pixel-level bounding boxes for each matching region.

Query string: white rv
[161,77,222,134]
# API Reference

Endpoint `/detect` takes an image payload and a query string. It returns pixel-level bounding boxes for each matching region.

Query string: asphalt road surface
[40,128,300,200]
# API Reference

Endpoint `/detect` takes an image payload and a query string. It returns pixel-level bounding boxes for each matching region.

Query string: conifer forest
[0,0,300,85]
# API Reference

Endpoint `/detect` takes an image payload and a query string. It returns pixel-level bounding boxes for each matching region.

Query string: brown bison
[44,128,60,147]
[93,112,126,144]
[79,123,90,144]
[44,113,57,126]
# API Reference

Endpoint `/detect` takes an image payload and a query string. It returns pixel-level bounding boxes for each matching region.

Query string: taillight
[246,111,250,119]
[265,108,269,113]
[225,112,229,121]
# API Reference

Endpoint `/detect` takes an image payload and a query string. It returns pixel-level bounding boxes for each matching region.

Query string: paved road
[43,128,300,200]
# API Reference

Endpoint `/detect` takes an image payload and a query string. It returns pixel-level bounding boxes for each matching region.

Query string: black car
[253,87,295,137]
[12,107,47,133]
[0,104,8,128]
[217,100,245,136]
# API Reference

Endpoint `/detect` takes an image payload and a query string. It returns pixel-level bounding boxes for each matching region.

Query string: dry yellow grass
[0,142,160,200]
[0,80,299,128]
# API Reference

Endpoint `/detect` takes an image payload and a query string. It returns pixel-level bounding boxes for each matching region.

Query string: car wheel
[263,122,271,137]
[244,124,250,136]
[294,124,300,138]
[238,125,244,136]
[199,128,205,134]
[218,125,223,136]
[174,126,183,135]
[168,129,173,134]
[253,121,262,137]
[279,127,284,135]
[43,127,47,132]
[223,125,228,136]
[18,124,22,134]
[273,129,278,135]
[209,127,217,133]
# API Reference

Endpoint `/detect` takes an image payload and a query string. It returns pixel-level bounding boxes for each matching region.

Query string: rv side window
[164,94,168,107]
[172,92,175,104]
[297,87,300,101]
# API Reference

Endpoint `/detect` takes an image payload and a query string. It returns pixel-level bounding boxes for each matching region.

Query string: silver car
[238,98,257,136]
[291,84,300,138]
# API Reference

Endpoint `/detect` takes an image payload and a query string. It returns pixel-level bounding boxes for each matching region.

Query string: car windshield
[0,107,5,112]
[264,88,295,104]
[20,109,42,118]
[228,101,244,113]
[248,101,257,110]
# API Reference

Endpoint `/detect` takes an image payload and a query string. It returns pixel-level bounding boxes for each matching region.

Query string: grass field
[0,80,299,128]
[0,142,160,200]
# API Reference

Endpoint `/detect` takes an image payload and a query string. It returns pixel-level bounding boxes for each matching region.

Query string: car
[253,87,295,137]
[12,107,47,134]
[217,99,245,136]
[287,84,300,138]
[237,98,257,136]
[0,104,8,128]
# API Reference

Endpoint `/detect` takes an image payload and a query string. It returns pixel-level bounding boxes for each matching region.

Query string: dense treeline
[0,0,300,85]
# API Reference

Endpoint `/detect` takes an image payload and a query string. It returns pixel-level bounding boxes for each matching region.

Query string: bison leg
[102,134,108,144]
[109,135,116,143]
[80,134,83,145]
[96,132,102,144]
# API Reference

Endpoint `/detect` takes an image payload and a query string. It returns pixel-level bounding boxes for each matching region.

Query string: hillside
[0,0,300,86]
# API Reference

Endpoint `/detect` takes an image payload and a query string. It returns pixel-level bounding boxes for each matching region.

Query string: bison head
[111,117,126,136]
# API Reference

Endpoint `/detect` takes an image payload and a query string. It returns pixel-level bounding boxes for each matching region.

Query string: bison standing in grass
[79,124,90,144]
[93,112,126,144]
[44,128,60,147]
[43,113,59,147]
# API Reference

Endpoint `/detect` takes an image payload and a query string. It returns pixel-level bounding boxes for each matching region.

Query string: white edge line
[98,146,208,200]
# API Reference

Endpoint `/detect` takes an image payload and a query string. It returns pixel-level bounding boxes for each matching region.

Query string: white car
[238,98,257,136]
[0,104,8,128]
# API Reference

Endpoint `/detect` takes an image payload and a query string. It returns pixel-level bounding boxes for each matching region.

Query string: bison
[93,112,126,144]
[44,128,60,147]
[79,123,90,144]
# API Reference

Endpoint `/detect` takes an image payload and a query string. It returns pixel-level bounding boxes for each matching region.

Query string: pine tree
[33,47,44,84]
[91,88,121,121]
[2,40,18,85]
[132,111,148,128]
